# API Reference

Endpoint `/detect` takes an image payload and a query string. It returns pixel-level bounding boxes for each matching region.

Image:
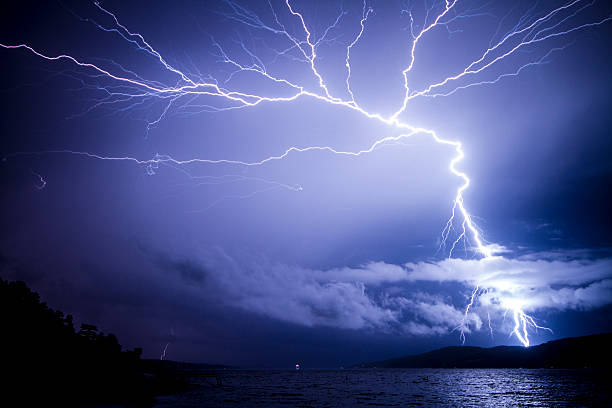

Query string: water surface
[153,368,610,407]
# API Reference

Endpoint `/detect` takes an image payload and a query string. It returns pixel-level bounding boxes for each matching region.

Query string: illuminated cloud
[175,249,611,337]
[403,253,612,312]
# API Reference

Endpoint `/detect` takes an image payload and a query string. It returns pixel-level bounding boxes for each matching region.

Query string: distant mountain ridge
[355,333,612,368]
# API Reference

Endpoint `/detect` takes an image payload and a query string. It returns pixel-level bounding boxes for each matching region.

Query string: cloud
[402,253,612,312]
[202,253,400,331]
[140,245,208,285]
[150,248,478,335]
[385,293,483,335]
[154,247,612,338]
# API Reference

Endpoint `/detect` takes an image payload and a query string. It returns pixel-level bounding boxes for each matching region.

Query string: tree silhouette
[0,276,185,406]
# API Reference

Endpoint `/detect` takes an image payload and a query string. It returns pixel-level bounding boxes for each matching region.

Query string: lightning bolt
[2,0,609,346]
[487,311,494,341]
[30,170,47,190]
[160,327,175,360]
[160,342,170,361]
[511,307,554,347]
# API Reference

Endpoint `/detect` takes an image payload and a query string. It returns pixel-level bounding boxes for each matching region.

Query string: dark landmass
[355,333,612,368]
[0,276,208,406]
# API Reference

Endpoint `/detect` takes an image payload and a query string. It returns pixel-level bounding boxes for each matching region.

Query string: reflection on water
[154,369,610,407]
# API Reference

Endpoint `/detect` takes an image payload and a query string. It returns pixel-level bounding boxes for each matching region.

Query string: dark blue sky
[1,0,611,367]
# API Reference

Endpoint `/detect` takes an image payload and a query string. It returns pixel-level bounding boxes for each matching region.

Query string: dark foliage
[356,333,612,368]
[0,277,187,406]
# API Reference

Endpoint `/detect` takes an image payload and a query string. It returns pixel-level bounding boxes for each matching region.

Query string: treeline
[0,277,185,406]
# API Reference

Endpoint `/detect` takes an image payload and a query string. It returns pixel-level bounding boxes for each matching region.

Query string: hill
[355,333,612,368]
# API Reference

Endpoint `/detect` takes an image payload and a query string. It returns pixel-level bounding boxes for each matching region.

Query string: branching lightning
[2,0,609,346]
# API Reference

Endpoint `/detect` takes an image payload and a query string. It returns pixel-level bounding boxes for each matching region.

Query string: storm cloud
[165,248,612,337]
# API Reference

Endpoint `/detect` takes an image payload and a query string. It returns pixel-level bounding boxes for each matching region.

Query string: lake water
[152,368,610,407]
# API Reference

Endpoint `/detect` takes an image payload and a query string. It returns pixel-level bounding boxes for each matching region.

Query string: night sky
[1,0,611,368]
